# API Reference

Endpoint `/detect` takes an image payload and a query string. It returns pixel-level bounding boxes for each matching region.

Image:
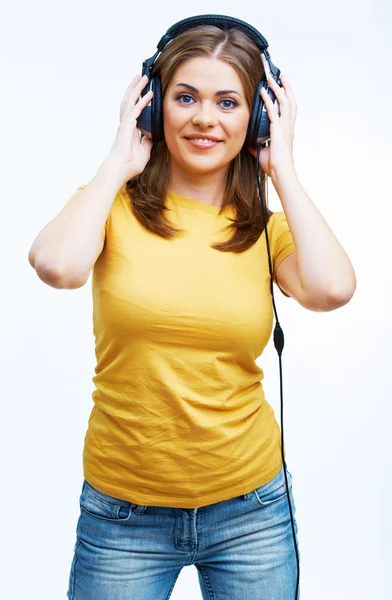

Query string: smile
[185,138,222,149]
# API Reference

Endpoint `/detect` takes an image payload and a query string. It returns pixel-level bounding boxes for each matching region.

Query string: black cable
[255,142,300,599]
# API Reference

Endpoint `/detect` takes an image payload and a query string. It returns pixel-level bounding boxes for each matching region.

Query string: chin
[178,155,231,174]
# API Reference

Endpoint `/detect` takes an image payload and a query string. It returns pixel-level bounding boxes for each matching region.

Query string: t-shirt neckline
[167,190,229,215]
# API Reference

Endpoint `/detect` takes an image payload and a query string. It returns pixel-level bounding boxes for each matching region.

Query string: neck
[168,161,229,208]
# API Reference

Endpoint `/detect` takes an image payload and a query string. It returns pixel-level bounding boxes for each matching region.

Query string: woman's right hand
[108,74,154,183]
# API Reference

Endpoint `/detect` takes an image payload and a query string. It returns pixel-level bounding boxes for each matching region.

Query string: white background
[2,0,391,598]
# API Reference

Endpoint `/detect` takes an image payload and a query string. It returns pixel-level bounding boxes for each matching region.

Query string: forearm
[29,155,128,284]
[271,169,357,300]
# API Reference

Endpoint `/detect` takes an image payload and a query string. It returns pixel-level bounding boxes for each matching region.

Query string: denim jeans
[67,465,300,599]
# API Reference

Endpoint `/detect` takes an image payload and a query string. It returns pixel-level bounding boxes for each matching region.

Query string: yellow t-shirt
[64,184,296,508]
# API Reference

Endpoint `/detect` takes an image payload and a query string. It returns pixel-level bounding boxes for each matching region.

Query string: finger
[141,134,154,151]
[280,73,298,125]
[280,73,294,93]
[122,89,153,126]
[128,74,151,107]
[260,85,281,122]
[120,74,141,117]
[121,78,151,123]
[263,76,291,120]
[266,76,287,103]
[120,75,149,120]
[130,89,153,120]
[279,74,296,104]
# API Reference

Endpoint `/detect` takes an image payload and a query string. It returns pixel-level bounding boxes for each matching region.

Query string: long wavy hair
[126,25,273,253]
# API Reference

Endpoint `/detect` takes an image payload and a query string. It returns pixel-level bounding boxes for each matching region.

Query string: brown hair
[126,25,273,253]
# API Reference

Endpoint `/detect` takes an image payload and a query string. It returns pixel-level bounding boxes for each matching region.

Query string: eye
[219,98,238,109]
[176,93,195,104]
[175,94,238,110]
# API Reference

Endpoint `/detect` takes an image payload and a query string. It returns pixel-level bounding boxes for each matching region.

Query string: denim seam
[199,565,215,600]
[68,540,81,599]
[166,571,181,599]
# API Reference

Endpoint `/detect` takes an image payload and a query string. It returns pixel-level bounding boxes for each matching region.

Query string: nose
[191,101,218,128]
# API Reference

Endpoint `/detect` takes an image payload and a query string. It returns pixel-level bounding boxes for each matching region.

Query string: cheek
[163,108,184,156]
[224,110,250,138]
[238,112,251,133]
[227,117,250,146]
[162,106,173,134]
[163,101,185,126]
[163,110,185,148]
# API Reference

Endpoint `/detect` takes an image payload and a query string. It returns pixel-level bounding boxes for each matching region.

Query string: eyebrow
[173,83,243,98]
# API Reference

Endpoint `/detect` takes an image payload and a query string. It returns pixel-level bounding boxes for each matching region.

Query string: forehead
[169,57,244,92]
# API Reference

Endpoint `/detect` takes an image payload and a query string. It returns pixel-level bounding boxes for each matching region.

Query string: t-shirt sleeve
[63,184,106,242]
[270,211,297,298]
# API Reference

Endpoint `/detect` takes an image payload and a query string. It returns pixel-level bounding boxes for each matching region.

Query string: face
[163,57,250,176]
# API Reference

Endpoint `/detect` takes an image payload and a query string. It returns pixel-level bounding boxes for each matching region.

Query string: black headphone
[136,15,300,600]
[136,14,282,148]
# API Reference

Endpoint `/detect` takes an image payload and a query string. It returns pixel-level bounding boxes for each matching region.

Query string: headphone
[136,14,282,147]
[136,15,300,600]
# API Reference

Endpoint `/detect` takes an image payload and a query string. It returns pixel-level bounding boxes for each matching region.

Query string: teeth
[189,138,217,144]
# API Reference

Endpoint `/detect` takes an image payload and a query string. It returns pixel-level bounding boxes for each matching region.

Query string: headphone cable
[256,141,301,600]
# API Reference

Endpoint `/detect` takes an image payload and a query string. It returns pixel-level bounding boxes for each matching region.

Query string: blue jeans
[67,465,300,599]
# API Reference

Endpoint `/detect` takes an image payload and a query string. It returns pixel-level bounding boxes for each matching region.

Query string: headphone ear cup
[246,80,270,148]
[151,75,164,142]
[246,80,264,148]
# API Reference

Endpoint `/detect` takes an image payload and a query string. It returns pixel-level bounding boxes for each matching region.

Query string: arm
[28,74,154,289]
[28,155,127,289]
[255,73,356,310]
[272,170,357,311]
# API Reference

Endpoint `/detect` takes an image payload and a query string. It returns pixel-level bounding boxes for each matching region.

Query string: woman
[28,21,356,600]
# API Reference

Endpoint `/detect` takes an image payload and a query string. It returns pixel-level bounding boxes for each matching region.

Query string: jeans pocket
[253,467,293,507]
[80,479,134,523]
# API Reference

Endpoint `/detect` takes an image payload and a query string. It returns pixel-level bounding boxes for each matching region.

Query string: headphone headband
[157,14,269,52]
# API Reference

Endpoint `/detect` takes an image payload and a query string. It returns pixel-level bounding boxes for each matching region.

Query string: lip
[185,138,221,150]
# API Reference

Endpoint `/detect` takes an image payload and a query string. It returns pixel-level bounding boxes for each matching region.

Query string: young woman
[28,21,356,600]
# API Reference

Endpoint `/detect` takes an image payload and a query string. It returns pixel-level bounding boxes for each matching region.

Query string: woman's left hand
[247,73,297,180]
